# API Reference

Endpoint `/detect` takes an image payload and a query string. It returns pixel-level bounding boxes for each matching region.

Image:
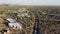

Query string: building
[17,13,30,17]
[9,23,22,30]
[6,18,16,23]
[47,14,60,19]
[4,18,22,30]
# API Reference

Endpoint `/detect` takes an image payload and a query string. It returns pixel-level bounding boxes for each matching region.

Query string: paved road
[32,11,41,34]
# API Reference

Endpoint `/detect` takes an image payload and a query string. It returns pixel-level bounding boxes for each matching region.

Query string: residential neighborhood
[0,4,60,34]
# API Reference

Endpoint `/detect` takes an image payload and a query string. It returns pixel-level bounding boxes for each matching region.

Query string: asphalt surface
[32,11,41,34]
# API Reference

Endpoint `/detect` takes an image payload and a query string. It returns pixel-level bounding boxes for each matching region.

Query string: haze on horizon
[0,0,60,6]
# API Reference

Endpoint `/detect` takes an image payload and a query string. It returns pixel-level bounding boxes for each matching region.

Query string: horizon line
[0,3,60,7]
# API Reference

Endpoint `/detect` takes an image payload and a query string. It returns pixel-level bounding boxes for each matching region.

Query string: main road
[32,11,41,34]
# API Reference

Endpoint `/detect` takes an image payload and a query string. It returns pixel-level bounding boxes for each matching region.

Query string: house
[8,23,22,30]
[4,19,10,26]
[4,18,16,26]
[17,13,30,17]
[17,9,30,17]
[6,18,16,23]
[47,14,60,19]
[40,11,46,14]
[4,18,22,30]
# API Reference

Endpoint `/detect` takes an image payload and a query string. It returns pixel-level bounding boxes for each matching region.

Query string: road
[32,11,41,34]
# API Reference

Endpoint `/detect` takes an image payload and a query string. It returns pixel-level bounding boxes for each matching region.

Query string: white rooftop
[6,18,16,23]
[9,23,22,29]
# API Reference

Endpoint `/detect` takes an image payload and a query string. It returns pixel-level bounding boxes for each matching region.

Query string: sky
[0,0,60,6]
